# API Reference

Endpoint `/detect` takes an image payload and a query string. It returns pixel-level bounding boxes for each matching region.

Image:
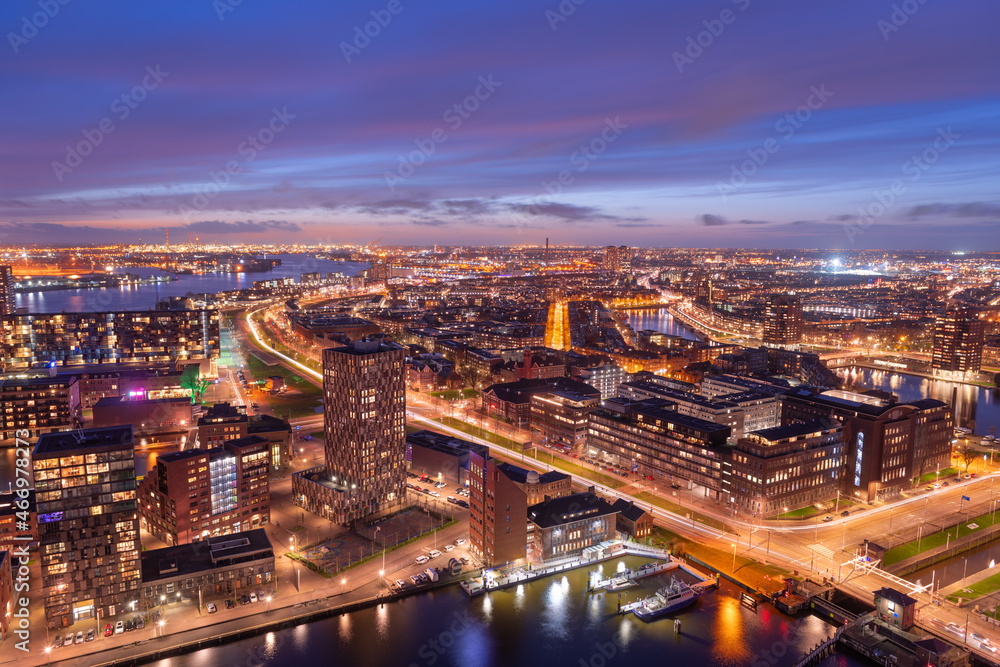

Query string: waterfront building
[529,390,600,453]
[728,419,845,516]
[0,309,220,370]
[0,266,14,316]
[468,450,528,567]
[763,294,803,347]
[92,396,192,432]
[33,426,140,628]
[610,499,653,539]
[137,435,270,546]
[405,430,488,487]
[931,308,985,377]
[0,375,79,440]
[138,529,275,604]
[293,340,406,525]
[527,492,618,560]
[782,388,952,503]
[587,398,731,498]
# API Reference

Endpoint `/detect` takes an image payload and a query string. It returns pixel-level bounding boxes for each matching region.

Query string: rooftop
[34,425,133,456]
[527,492,617,529]
[140,528,274,583]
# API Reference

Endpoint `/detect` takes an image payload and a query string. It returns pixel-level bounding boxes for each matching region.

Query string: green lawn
[946,570,1000,603]
[778,506,821,519]
[883,507,1000,566]
[244,353,323,419]
[917,467,958,484]
[634,491,727,531]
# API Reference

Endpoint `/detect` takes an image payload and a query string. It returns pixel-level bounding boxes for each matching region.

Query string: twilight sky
[1,0,998,249]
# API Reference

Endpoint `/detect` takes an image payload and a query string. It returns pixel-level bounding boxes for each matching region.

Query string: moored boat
[631,577,700,621]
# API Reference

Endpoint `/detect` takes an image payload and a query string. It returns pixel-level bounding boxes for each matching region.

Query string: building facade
[32,426,141,628]
[529,390,599,452]
[137,435,270,546]
[0,266,14,316]
[293,340,407,525]
[527,492,618,561]
[932,308,985,376]
[728,419,845,516]
[0,309,220,369]
[468,450,528,567]
[763,294,803,347]
[0,376,79,440]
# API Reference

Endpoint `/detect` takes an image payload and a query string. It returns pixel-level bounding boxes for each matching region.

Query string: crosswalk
[808,544,835,559]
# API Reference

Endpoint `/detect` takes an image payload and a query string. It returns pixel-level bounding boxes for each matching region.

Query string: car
[75,631,84,644]
[104,623,113,637]
[53,635,63,649]
[971,632,988,644]
[429,491,440,498]
[241,595,251,605]
[444,544,455,552]
[135,617,144,630]
[410,574,421,584]
[428,549,442,559]
[971,473,978,478]
[447,496,457,503]
[943,482,950,486]
[63,634,74,647]
[249,593,258,603]
[153,610,162,623]
[85,629,95,642]
[455,538,467,546]
[394,579,407,589]
[225,599,236,609]
[457,500,469,508]
[946,622,963,635]
[823,515,834,522]
[841,511,850,517]
[933,483,942,489]
[115,621,124,635]
[207,603,218,614]
[415,555,429,565]
[125,619,134,632]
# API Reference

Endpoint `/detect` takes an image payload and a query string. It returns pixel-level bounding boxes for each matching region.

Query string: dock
[588,560,678,591]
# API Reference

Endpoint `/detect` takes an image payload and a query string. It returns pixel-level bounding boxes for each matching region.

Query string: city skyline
[2,1,998,250]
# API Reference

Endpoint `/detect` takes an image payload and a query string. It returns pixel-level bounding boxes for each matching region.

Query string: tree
[961,446,979,473]
[180,365,210,405]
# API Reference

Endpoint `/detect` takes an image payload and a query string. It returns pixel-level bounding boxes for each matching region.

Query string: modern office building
[92,396,192,432]
[782,389,952,503]
[617,380,745,440]
[0,490,37,551]
[527,492,618,560]
[0,375,79,440]
[481,377,600,428]
[468,450,528,567]
[0,309,220,369]
[587,398,732,498]
[728,419,845,516]
[33,426,141,628]
[138,529,275,603]
[569,358,628,399]
[196,403,291,469]
[0,266,14,316]
[137,435,271,546]
[763,294,803,347]
[931,308,985,376]
[529,390,600,452]
[293,340,407,525]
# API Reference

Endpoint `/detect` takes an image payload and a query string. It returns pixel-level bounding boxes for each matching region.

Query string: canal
[143,556,863,667]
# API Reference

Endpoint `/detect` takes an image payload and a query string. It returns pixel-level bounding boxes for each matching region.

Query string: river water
[14,255,369,313]
[626,308,702,342]
[837,367,1000,435]
[143,556,862,667]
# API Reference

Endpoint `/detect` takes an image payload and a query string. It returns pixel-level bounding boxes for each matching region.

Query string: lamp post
[731,542,737,573]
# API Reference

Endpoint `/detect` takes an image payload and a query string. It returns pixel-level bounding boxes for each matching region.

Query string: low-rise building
[92,396,193,432]
[406,430,488,486]
[494,462,572,505]
[138,529,275,603]
[527,492,618,561]
[469,450,528,567]
[198,402,248,448]
[482,377,599,428]
[611,499,653,540]
[617,380,745,439]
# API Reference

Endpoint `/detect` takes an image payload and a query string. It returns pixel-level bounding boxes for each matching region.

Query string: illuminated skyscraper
[33,426,140,628]
[763,294,803,347]
[932,308,985,376]
[603,246,631,273]
[0,266,14,315]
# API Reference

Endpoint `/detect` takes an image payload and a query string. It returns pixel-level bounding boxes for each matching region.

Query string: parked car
[85,629,95,642]
[410,574,421,584]
[115,621,124,635]
[394,579,407,589]
[428,549,442,559]
[823,516,834,522]
[240,595,251,605]
[52,635,63,649]
[840,511,850,517]
[249,592,258,603]
[135,616,144,630]
[63,634,74,647]
[75,631,84,644]
[415,555,429,565]
[225,599,236,609]
[444,544,455,552]
[104,624,113,637]
[125,619,134,632]
[207,603,218,614]
[455,538,467,546]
